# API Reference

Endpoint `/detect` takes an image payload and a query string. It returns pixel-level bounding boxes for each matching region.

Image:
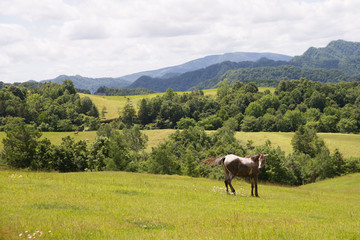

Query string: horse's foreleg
[250,178,254,197]
[254,176,259,197]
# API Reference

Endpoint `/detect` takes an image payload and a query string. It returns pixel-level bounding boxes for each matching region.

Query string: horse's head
[258,153,268,169]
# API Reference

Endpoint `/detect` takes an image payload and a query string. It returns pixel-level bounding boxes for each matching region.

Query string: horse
[203,153,268,197]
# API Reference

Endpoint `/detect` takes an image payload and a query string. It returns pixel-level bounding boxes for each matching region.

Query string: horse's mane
[245,154,261,162]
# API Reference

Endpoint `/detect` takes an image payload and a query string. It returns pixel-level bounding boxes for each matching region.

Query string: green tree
[291,125,326,158]
[217,79,231,100]
[177,117,196,129]
[137,98,150,126]
[122,125,148,152]
[241,116,261,132]
[108,131,131,170]
[283,109,306,132]
[147,144,180,175]
[62,79,76,94]
[245,101,263,118]
[244,82,258,93]
[121,101,137,126]
[1,118,41,169]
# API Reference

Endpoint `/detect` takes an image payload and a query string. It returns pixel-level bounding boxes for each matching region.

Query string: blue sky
[1,0,359,83]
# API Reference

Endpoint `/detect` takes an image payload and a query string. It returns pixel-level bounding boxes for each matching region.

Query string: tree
[291,125,326,158]
[122,125,148,152]
[308,91,326,111]
[137,98,150,126]
[121,100,137,126]
[108,131,131,170]
[217,79,231,99]
[1,118,41,169]
[62,79,76,94]
[147,144,180,175]
[283,109,306,132]
[336,118,358,133]
[177,117,196,129]
[244,82,258,93]
[245,101,263,118]
[241,116,261,132]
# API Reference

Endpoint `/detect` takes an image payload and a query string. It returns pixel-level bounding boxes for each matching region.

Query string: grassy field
[80,87,272,120]
[0,130,359,158]
[235,132,360,158]
[0,170,359,239]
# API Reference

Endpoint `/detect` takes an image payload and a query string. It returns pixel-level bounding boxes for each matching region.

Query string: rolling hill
[40,75,130,93]
[120,52,291,81]
[290,40,360,75]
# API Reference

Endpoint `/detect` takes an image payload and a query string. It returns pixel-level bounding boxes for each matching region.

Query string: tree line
[118,78,360,134]
[0,80,99,131]
[1,118,359,185]
[94,86,155,96]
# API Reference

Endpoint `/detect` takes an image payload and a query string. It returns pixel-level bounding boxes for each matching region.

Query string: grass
[235,132,360,158]
[0,130,359,158]
[0,170,359,239]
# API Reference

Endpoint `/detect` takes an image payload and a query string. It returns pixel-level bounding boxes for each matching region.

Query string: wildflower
[19,233,23,237]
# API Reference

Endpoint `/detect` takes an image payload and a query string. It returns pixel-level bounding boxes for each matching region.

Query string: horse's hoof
[233,192,236,196]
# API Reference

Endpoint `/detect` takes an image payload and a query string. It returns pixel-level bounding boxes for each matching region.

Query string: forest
[0,80,99,131]
[121,78,360,134]
[1,78,360,185]
[94,86,155,96]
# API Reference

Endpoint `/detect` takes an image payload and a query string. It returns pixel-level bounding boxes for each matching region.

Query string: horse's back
[224,154,255,177]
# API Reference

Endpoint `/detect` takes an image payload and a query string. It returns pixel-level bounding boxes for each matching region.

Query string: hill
[41,75,130,93]
[1,170,359,239]
[128,62,360,92]
[290,40,360,75]
[197,64,359,89]
[120,52,291,81]
[128,58,290,92]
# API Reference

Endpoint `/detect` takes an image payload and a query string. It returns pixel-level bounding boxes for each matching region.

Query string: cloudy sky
[1,0,359,83]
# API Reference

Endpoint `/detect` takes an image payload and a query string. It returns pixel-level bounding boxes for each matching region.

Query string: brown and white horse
[203,153,268,197]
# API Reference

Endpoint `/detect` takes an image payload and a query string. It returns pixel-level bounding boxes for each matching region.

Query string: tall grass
[1,170,359,239]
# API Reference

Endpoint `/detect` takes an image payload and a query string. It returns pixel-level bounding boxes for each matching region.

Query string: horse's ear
[264,154,269,157]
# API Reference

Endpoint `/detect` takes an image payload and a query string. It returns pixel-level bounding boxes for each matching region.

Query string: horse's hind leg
[224,179,229,194]
[228,175,236,195]
[223,168,231,194]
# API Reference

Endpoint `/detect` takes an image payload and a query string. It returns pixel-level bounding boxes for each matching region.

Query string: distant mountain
[290,40,360,75]
[121,52,292,81]
[196,65,360,89]
[41,75,130,93]
[36,40,360,93]
[128,58,290,92]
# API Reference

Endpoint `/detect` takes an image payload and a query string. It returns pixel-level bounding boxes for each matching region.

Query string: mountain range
[39,40,360,93]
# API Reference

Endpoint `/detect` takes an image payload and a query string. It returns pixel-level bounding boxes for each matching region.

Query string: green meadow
[1,170,359,239]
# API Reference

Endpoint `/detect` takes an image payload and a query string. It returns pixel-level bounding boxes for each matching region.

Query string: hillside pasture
[0,170,359,239]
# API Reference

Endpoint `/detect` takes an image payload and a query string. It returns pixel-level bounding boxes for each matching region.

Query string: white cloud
[0,0,360,83]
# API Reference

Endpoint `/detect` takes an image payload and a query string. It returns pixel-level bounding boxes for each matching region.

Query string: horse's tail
[202,156,225,166]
